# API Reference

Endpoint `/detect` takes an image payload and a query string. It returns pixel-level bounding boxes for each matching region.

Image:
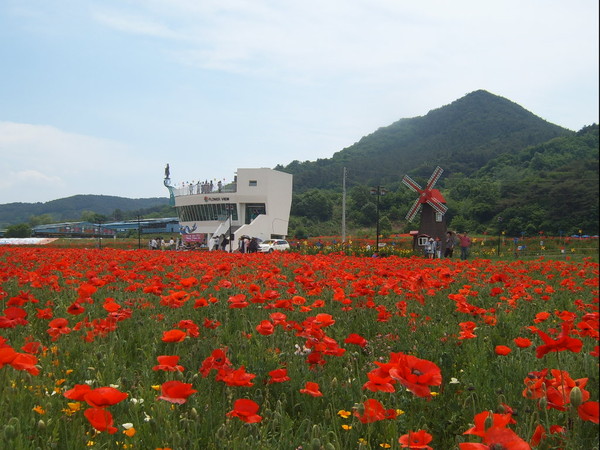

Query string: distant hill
[277,90,573,192]
[0,195,170,227]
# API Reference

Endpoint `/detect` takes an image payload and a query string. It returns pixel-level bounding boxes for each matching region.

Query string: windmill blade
[426,166,444,190]
[405,198,421,222]
[402,175,422,193]
[427,198,448,215]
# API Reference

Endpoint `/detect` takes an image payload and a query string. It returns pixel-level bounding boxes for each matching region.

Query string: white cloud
[0,122,162,203]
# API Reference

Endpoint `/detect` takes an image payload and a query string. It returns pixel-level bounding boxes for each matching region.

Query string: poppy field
[1,247,598,449]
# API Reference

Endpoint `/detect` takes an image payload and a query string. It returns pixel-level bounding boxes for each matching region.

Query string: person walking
[457,232,472,260]
[434,237,442,259]
[248,237,259,253]
[444,231,455,258]
[425,238,435,259]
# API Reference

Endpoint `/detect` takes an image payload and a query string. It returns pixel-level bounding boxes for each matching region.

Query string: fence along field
[0,247,598,449]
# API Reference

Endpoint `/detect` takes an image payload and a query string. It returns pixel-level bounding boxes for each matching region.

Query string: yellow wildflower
[62,402,82,416]
[337,409,351,419]
[341,424,352,430]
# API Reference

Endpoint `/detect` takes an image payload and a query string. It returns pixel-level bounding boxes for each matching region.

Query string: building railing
[172,182,237,197]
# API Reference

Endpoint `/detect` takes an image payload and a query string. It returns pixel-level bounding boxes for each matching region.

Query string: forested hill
[277,90,572,192]
[0,195,170,227]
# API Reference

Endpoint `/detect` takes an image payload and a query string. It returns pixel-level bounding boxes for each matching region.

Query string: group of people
[237,236,260,253]
[148,237,179,250]
[209,235,261,253]
[424,231,472,260]
[180,179,225,195]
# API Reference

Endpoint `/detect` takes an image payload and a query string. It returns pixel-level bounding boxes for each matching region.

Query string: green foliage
[288,124,598,238]
[4,223,32,238]
[291,190,334,221]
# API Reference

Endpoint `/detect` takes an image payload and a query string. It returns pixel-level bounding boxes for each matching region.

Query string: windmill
[402,166,448,246]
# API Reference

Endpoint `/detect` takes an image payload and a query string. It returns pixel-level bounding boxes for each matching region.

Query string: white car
[258,239,290,253]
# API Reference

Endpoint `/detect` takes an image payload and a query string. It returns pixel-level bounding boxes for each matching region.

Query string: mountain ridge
[278,89,572,191]
[0,195,170,227]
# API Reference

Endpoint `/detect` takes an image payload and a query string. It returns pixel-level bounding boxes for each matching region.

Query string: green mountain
[277,90,572,192]
[0,195,170,227]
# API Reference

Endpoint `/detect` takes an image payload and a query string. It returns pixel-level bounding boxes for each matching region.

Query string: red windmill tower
[402,166,448,247]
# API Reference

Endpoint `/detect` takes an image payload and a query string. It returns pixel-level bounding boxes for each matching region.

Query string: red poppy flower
[533,321,583,358]
[513,337,532,348]
[267,368,290,384]
[199,348,232,378]
[84,387,128,408]
[460,426,530,450]
[228,294,249,308]
[176,319,200,337]
[36,308,53,319]
[0,306,28,328]
[9,352,40,375]
[578,401,599,423]
[21,340,44,354]
[153,355,185,372]
[354,398,395,423]
[84,407,117,434]
[202,317,221,329]
[344,333,368,348]
[464,411,513,437]
[363,371,396,393]
[66,302,85,315]
[300,381,323,397]
[221,366,256,387]
[64,383,93,401]
[179,276,198,288]
[161,329,187,343]
[226,399,262,423]
[388,353,442,398]
[530,424,546,447]
[77,283,98,299]
[399,429,433,449]
[103,301,121,312]
[157,380,197,404]
[0,346,18,369]
[533,311,550,323]
[495,345,512,356]
[256,320,275,336]
[47,318,72,340]
[312,313,335,327]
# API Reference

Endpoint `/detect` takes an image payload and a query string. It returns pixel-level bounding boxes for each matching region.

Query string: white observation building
[164,167,293,249]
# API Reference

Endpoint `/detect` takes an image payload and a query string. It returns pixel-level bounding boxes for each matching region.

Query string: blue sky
[1,0,598,204]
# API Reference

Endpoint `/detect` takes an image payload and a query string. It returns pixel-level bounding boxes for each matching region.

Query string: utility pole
[370,186,386,252]
[342,167,347,243]
[137,215,142,250]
